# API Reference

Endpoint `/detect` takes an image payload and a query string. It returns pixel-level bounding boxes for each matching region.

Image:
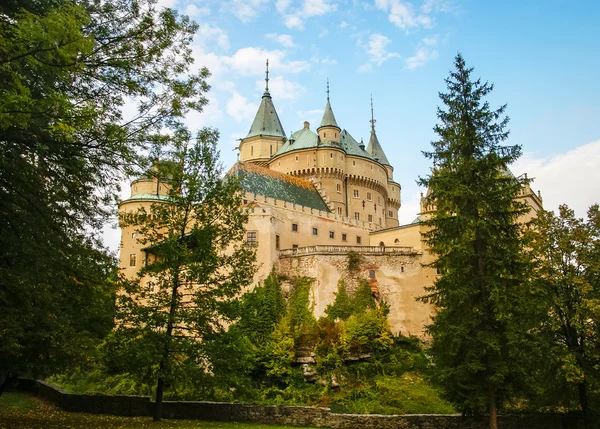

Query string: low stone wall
[16,379,583,429]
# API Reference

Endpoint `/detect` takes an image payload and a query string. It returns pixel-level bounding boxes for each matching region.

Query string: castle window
[353,190,359,198]
[401,266,405,273]
[293,244,298,249]
[129,254,137,267]
[377,196,381,204]
[329,231,335,239]
[270,145,273,155]
[251,146,254,156]
[367,192,372,201]
[354,212,360,220]
[276,235,280,250]
[312,227,318,236]
[337,207,342,215]
[337,184,342,193]
[389,210,393,217]
[353,161,356,166]
[369,270,375,279]
[394,238,400,243]
[246,231,257,246]
[368,214,373,222]
[292,223,298,232]
[342,233,347,242]
[131,232,136,240]
[324,132,327,138]
[330,153,333,158]
[356,236,362,244]
[295,155,299,162]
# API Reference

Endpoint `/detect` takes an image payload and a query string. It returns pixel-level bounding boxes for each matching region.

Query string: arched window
[369,270,375,279]
[379,241,385,247]
[394,238,400,243]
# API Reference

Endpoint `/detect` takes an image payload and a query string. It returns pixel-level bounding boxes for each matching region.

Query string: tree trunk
[153,376,165,421]
[578,381,594,429]
[488,384,498,429]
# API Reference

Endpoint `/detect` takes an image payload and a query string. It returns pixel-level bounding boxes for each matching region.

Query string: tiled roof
[230,162,330,212]
[245,91,286,139]
[272,127,339,157]
[319,99,340,129]
[340,130,375,160]
[367,127,391,166]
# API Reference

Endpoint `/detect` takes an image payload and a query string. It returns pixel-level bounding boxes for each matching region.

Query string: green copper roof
[272,127,339,157]
[340,130,375,160]
[318,99,340,130]
[245,91,286,139]
[231,163,330,212]
[366,127,390,166]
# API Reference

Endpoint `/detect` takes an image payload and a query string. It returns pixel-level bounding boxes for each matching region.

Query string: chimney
[304,121,310,129]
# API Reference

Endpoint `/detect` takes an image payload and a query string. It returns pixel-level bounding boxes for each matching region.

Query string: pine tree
[418,54,534,429]
[116,128,256,421]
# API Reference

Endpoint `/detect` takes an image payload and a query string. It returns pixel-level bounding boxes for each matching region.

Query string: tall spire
[366,95,390,166]
[244,58,286,139]
[370,94,376,131]
[264,59,270,94]
[319,79,339,130]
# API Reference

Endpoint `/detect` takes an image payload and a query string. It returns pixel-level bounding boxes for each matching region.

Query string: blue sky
[104,0,600,250]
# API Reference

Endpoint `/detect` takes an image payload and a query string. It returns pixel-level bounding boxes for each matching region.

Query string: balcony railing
[278,245,419,257]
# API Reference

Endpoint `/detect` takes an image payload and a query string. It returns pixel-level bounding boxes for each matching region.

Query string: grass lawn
[0,392,315,429]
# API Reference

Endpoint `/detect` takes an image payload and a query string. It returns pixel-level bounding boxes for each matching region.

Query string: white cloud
[257,76,305,100]
[297,109,324,126]
[374,0,432,31]
[156,0,177,9]
[276,0,292,14]
[405,36,438,69]
[339,20,348,28]
[266,33,296,48]
[321,57,337,65]
[512,140,600,218]
[184,4,210,17]
[226,92,259,122]
[223,47,310,76]
[357,63,373,73]
[221,0,269,23]
[398,191,423,225]
[281,0,337,30]
[319,29,329,38]
[363,33,400,66]
[421,0,454,13]
[196,24,230,50]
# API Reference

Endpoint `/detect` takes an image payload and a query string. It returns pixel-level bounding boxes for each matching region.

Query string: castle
[118,66,544,337]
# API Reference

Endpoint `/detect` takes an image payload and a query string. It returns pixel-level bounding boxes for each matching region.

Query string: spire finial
[370,94,376,130]
[326,78,330,101]
[265,59,270,93]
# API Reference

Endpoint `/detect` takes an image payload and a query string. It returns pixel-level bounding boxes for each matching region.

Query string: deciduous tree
[117,129,256,421]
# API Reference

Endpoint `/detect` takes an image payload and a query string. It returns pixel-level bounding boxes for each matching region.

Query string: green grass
[0,392,316,429]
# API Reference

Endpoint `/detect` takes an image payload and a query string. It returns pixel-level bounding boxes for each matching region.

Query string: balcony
[278,245,419,257]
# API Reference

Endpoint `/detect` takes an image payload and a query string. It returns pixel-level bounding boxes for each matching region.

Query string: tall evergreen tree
[418,54,534,429]
[117,129,256,421]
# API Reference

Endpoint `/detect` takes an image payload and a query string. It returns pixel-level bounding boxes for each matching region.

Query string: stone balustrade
[278,245,419,257]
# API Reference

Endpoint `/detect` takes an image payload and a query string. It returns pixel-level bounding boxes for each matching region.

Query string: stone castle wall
[277,247,433,337]
[16,379,583,429]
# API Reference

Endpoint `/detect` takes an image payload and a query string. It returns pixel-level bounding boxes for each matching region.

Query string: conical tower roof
[366,96,390,166]
[318,79,340,130]
[245,60,286,139]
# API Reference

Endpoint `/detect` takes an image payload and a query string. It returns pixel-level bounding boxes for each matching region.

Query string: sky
[103,0,600,252]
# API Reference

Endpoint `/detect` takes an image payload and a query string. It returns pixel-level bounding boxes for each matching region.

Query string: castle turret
[317,79,341,143]
[238,60,286,166]
[366,96,392,178]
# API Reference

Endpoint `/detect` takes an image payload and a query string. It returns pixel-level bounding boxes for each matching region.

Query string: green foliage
[237,270,286,343]
[347,251,363,272]
[115,131,256,419]
[526,204,600,421]
[0,0,205,383]
[325,280,376,321]
[418,54,536,418]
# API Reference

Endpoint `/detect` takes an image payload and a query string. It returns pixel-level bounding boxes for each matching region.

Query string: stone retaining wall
[16,379,582,429]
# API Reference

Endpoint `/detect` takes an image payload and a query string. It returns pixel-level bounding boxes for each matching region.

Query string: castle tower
[317,79,341,143]
[367,96,400,228]
[238,60,286,166]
